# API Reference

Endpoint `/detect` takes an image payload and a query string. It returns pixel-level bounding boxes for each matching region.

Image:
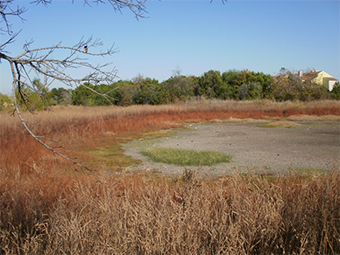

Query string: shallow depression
[123,120,340,177]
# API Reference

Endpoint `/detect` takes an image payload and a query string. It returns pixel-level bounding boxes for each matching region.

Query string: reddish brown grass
[1,100,339,254]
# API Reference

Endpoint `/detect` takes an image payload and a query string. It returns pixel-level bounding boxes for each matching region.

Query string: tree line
[70,69,284,106]
[1,68,339,110]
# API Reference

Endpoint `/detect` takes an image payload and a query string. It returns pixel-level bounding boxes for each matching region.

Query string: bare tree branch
[9,61,108,172]
[12,93,101,172]
[106,0,148,19]
[2,36,120,171]
[0,0,226,172]
[211,0,227,3]
[0,0,27,35]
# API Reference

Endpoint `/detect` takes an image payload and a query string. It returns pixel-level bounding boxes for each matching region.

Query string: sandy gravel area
[123,118,340,177]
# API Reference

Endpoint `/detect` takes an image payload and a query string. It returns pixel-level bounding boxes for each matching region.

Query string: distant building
[312,71,338,91]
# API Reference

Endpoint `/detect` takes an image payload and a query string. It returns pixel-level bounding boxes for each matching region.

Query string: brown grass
[1,170,339,254]
[1,100,339,254]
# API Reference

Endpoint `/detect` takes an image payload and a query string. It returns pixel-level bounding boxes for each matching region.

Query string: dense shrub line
[69,69,339,107]
[2,69,339,111]
[71,69,339,106]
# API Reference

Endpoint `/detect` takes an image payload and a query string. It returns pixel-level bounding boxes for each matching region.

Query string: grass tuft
[141,147,232,166]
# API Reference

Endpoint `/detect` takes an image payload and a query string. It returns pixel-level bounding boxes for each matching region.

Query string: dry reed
[1,100,339,254]
[1,170,339,254]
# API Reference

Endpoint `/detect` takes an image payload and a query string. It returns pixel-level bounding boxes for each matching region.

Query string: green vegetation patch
[85,145,141,170]
[141,147,232,166]
[83,130,174,171]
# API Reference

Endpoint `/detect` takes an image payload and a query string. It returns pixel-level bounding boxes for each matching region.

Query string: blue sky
[0,0,339,95]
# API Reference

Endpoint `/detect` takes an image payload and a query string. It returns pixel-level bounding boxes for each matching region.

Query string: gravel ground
[123,118,340,177]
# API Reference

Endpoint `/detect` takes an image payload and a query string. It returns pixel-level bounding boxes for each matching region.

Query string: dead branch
[3,37,119,172]
[0,0,147,172]
[0,0,225,173]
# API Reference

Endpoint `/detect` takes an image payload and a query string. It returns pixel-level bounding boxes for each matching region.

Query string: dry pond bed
[123,117,340,177]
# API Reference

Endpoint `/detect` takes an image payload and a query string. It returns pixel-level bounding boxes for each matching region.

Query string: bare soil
[123,118,340,177]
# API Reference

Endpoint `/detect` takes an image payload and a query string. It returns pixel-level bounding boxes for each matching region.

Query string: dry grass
[258,120,301,128]
[1,170,339,254]
[2,100,338,172]
[1,100,340,254]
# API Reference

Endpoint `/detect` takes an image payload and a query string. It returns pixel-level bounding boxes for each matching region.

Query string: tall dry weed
[1,101,340,254]
[1,171,339,254]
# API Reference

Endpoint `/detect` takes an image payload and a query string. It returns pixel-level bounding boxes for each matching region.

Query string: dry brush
[1,100,339,254]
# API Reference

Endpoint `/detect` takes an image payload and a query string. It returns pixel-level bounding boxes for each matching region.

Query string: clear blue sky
[0,0,339,95]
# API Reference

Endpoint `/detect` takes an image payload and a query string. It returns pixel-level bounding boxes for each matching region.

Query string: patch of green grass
[85,145,141,170]
[83,130,175,171]
[141,147,232,166]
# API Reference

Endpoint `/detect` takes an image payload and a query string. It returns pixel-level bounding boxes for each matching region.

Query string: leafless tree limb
[0,0,134,172]
[0,0,26,35]
[1,0,226,172]
[2,36,120,171]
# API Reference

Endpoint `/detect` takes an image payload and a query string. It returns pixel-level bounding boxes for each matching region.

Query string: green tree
[238,82,262,100]
[221,70,241,99]
[16,79,52,110]
[0,93,14,111]
[195,70,226,99]
[50,87,72,105]
[115,80,138,106]
[71,82,117,106]
[330,82,340,100]
[133,77,161,105]
[237,70,254,86]
[161,75,195,103]
[91,84,118,106]
[258,73,277,99]
[222,70,241,88]
[71,83,96,106]
[33,79,53,108]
